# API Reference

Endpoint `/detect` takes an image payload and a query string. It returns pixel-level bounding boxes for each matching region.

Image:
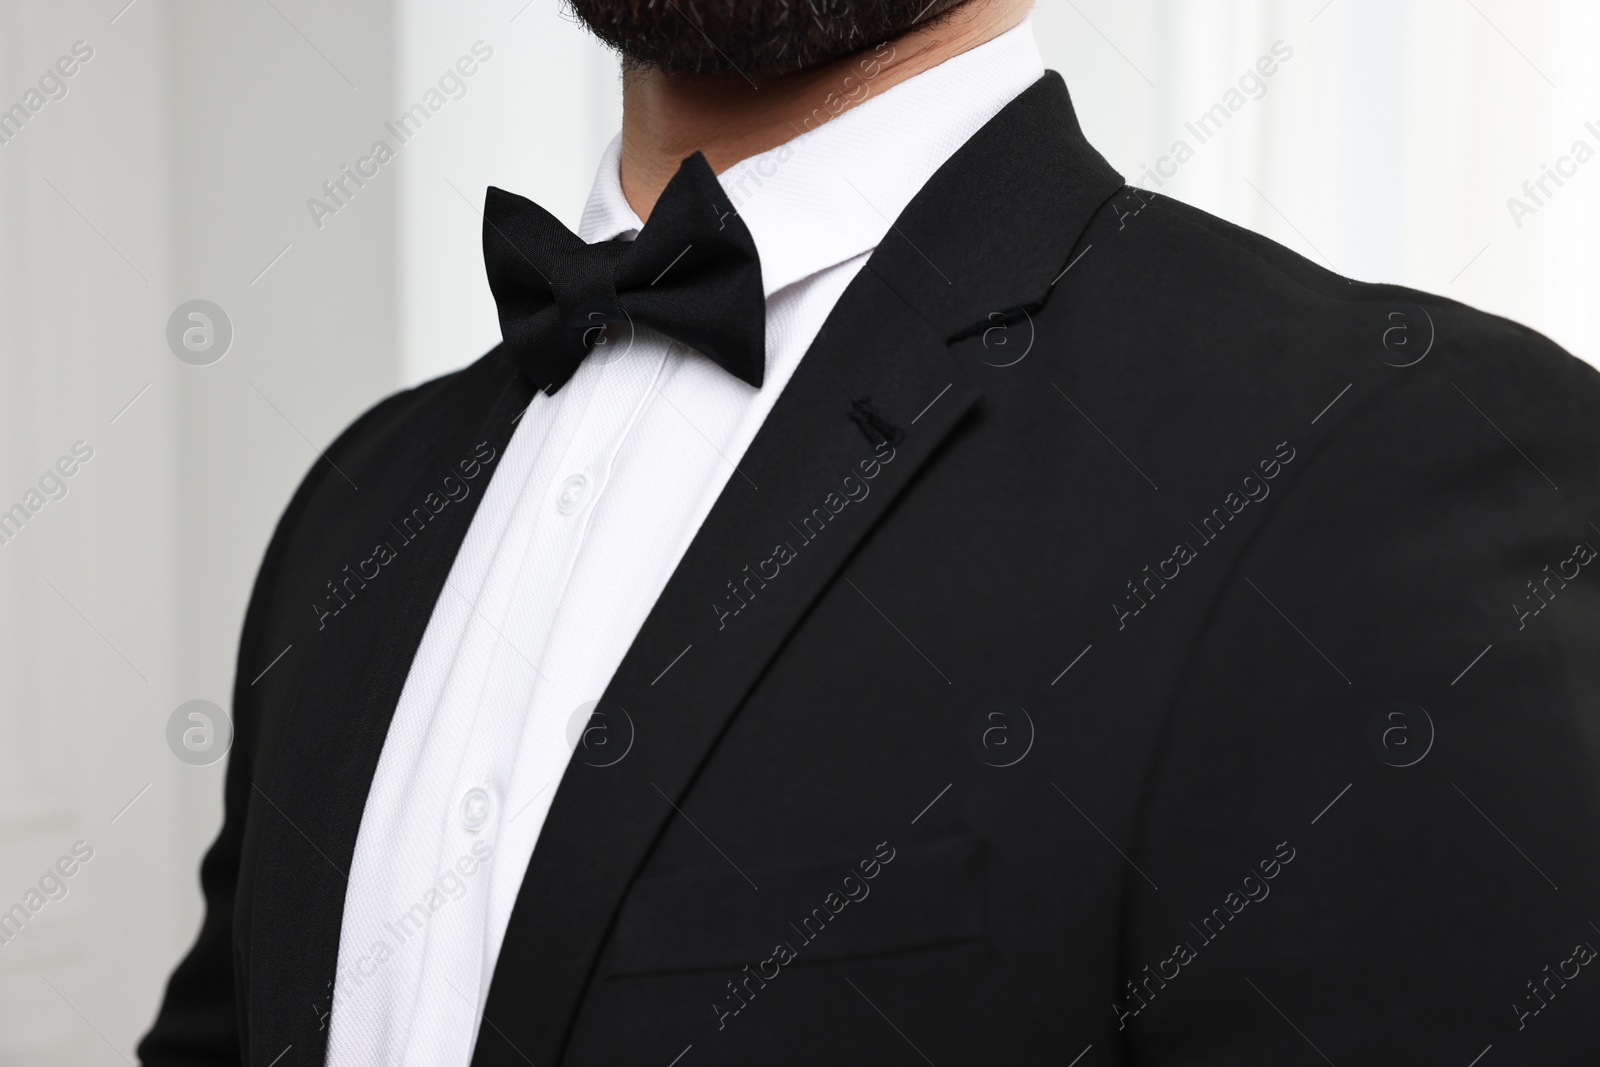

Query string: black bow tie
[481,151,766,396]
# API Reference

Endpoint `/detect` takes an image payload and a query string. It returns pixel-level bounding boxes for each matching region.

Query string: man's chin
[567,0,970,78]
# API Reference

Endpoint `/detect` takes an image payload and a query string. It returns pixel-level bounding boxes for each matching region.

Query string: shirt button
[460,787,492,831]
[556,473,589,515]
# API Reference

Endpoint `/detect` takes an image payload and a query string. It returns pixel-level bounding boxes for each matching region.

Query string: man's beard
[566,0,973,78]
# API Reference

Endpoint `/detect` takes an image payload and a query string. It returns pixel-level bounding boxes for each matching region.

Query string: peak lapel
[869,72,1124,335]
[471,71,1124,1067]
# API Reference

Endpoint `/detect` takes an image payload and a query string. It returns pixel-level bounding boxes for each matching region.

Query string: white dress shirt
[326,19,1044,1066]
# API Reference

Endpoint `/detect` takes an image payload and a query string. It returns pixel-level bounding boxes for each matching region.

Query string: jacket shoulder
[1120,189,1594,387]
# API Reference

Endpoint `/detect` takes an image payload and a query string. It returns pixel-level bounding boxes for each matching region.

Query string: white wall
[0,1,1596,1062]
[0,0,400,1061]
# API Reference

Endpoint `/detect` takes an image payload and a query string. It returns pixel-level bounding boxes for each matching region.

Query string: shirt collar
[578,16,1045,299]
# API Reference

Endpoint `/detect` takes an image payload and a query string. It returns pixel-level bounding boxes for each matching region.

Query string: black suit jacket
[141,73,1600,1065]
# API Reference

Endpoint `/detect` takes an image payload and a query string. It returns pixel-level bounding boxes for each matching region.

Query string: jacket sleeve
[1121,316,1600,1063]
[138,387,417,1066]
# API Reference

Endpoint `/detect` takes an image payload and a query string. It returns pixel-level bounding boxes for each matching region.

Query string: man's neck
[617,0,1034,220]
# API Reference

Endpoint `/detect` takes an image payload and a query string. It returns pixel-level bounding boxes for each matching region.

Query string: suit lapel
[246,356,534,1066]
[471,72,1125,1066]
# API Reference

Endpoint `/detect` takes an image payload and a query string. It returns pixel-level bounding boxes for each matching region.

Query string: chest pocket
[599,832,988,979]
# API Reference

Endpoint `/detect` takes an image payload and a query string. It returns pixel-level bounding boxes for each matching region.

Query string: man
[142,0,1600,1063]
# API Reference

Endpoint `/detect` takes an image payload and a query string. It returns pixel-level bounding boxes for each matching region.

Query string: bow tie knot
[482,152,766,395]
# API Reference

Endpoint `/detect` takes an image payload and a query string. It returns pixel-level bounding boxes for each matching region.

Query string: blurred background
[1,0,1596,1060]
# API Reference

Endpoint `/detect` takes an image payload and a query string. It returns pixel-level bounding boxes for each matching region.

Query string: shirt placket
[404,340,671,1064]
